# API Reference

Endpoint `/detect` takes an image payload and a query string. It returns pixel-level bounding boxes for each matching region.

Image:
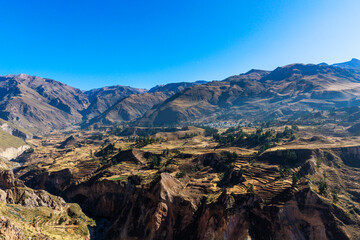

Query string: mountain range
[0,59,360,134]
[138,62,360,126]
[2,58,360,239]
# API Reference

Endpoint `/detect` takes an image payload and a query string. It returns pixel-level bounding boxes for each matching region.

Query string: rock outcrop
[0,218,26,240]
[0,169,65,210]
[102,173,201,239]
[0,145,30,161]
[0,122,31,140]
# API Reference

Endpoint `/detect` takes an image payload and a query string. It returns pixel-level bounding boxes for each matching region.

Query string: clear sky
[0,0,359,90]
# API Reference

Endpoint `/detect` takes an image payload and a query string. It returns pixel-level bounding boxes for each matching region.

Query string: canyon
[1,60,360,239]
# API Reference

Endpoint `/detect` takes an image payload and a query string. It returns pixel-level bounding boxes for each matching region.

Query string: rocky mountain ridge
[138,63,360,126]
[0,59,359,133]
[333,58,360,71]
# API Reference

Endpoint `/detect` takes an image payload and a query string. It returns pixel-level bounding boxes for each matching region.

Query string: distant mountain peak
[194,80,208,84]
[149,81,207,93]
[244,69,269,75]
[5,73,33,79]
[333,58,360,71]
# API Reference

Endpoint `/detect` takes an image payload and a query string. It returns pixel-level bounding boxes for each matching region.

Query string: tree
[291,125,299,131]
[247,183,255,194]
[332,188,340,203]
[292,173,299,187]
[163,148,170,157]
[176,170,185,178]
[280,166,291,178]
[58,217,66,225]
[319,179,328,195]
[151,156,161,168]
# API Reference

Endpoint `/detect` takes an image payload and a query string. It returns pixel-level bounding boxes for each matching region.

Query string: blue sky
[0,0,359,90]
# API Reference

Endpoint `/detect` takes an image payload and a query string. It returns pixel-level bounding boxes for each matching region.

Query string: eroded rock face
[0,169,65,210]
[63,173,201,240]
[0,122,30,140]
[0,145,30,161]
[5,188,65,210]
[0,189,6,202]
[34,166,358,240]
[178,188,353,240]
[15,146,360,239]
[102,173,200,240]
[107,183,354,239]
[0,218,25,240]
[0,169,23,189]
[20,168,72,195]
[276,189,351,240]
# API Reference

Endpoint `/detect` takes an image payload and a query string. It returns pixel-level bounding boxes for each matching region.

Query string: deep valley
[1,59,360,239]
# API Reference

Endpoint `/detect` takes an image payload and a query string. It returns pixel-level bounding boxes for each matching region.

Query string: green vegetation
[246,183,255,194]
[319,179,328,195]
[176,169,186,178]
[0,130,26,150]
[110,176,127,181]
[162,148,170,157]
[196,126,218,137]
[280,166,291,178]
[191,164,200,173]
[67,204,82,218]
[0,201,95,239]
[292,173,299,187]
[283,150,297,161]
[95,143,115,157]
[212,126,296,154]
[128,136,165,147]
[180,132,198,139]
[150,155,161,169]
[119,127,178,137]
[58,216,66,225]
[316,158,322,168]
[220,151,238,161]
[332,188,339,203]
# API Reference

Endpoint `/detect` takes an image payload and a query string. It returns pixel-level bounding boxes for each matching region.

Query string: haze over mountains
[0,58,359,135]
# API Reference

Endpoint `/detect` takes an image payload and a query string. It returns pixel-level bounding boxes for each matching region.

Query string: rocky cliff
[0,169,94,239]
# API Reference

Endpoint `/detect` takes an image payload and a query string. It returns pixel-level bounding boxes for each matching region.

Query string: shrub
[191,164,200,173]
[280,166,291,178]
[316,158,322,168]
[58,217,67,225]
[291,125,299,131]
[176,170,185,178]
[332,187,340,203]
[4,219,10,228]
[67,204,82,218]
